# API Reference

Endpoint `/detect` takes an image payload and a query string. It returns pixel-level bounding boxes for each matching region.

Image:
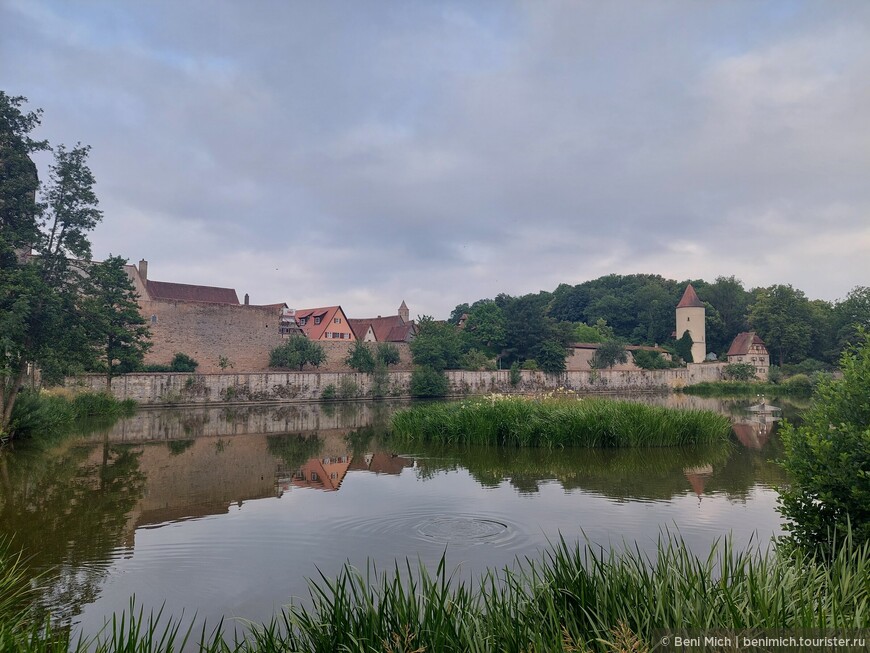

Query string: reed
[390,396,731,448]
[5,391,136,441]
[2,534,868,652]
[679,381,811,397]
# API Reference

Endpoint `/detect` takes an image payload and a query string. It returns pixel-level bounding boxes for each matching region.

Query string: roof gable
[677,284,704,309]
[727,331,767,357]
[295,306,346,340]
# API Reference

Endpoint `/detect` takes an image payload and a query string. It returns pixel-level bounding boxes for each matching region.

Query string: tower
[676,284,706,363]
[398,300,409,323]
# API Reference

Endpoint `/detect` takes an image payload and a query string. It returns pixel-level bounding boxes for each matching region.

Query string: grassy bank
[390,396,731,448]
[5,390,136,442]
[2,535,867,652]
[679,379,814,398]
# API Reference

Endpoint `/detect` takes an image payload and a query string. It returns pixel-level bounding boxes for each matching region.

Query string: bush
[783,373,813,394]
[535,339,567,374]
[767,365,783,384]
[722,362,756,381]
[521,359,538,371]
[338,377,359,400]
[170,353,198,372]
[779,330,870,550]
[345,340,376,373]
[376,343,401,367]
[410,366,448,398]
[590,340,629,370]
[461,349,495,371]
[509,362,521,386]
[321,384,337,401]
[270,337,326,370]
[632,349,670,370]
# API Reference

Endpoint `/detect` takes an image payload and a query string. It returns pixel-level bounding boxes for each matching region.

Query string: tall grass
[680,381,812,397]
[5,390,136,441]
[2,534,868,651]
[390,396,731,448]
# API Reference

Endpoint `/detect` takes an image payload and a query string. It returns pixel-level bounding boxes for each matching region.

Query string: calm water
[0,394,799,637]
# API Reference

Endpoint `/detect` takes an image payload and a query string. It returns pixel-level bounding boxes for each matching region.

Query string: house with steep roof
[348,301,417,343]
[294,306,355,341]
[727,331,770,379]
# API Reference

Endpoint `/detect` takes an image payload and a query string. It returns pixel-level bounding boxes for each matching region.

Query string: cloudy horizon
[2,0,868,318]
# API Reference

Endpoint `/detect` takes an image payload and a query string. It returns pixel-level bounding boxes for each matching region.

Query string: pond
[0,394,799,637]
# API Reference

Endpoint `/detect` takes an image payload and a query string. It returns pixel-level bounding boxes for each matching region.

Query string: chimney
[138,259,148,281]
[244,293,250,305]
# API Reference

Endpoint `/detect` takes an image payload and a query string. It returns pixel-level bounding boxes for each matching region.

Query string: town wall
[67,363,726,406]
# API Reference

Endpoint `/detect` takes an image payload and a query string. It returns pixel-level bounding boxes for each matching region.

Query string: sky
[2,0,869,318]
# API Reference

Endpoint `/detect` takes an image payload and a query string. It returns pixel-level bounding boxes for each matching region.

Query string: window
[299,317,308,326]
[150,314,158,324]
[310,472,319,481]
[334,317,341,324]
[314,316,322,325]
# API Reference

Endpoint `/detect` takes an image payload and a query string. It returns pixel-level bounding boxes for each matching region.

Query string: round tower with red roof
[676,284,706,363]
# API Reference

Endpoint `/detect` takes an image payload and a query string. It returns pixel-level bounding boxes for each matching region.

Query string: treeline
[446,274,869,369]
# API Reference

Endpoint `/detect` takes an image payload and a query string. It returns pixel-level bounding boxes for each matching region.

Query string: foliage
[320,384,337,401]
[679,381,812,397]
[391,396,731,448]
[337,377,359,400]
[410,366,448,397]
[7,390,135,440]
[749,284,814,366]
[509,361,521,386]
[1,93,106,438]
[520,359,538,370]
[675,331,694,363]
[2,534,868,653]
[783,373,813,394]
[409,316,463,370]
[534,339,567,374]
[170,353,198,373]
[266,434,323,470]
[375,342,400,367]
[217,355,233,371]
[461,349,496,371]
[80,256,151,385]
[269,337,326,371]
[460,300,506,355]
[632,349,671,370]
[344,339,376,373]
[722,362,756,381]
[778,331,870,550]
[590,340,629,370]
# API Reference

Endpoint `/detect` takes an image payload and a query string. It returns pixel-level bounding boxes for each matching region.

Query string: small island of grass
[390,395,731,448]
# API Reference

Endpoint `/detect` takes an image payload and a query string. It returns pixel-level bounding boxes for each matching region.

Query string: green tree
[778,329,870,550]
[535,339,567,374]
[269,337,326,371]
[832,286,870,356]
[375,343,400,367]
[410,316,463,370]
[590,340,629,370]
[170,353,198,372]
[82,256,151,388]
[632,349,671,370]
[700,276,751,348]
[345,340,376,373]
[461,300,506,355]
[722,362,756,381]
[749,285,814,366]
[675,331,695,364]
[410,366,448,397]
[1,93,103,437]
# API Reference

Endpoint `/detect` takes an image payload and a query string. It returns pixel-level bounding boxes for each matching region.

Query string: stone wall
[141,299,285,373]
[67,364,725,406]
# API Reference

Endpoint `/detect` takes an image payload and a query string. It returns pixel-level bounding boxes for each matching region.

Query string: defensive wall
[68,363,725,406]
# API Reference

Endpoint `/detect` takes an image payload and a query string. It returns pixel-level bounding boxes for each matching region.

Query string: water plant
[2,534,866,652]
[390,396,731,448]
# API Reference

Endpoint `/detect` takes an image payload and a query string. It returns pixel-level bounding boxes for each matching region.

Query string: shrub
[338,377,359,400]
[345,340,376,373]
[410,366,448,397]
[767,365,783,384]
[722,362,756,381]
[376,343,401,367]
[461,349,495,371]
[783,373,812,394]
[509,362,521,386]
[520,359,538,371]
[779,329,870,550]
[270,337,326,370]
[170,353,198,372]
[675,331,694,363]
[321,384,337,401]
[535,339,567,374]
[633,349,670,370]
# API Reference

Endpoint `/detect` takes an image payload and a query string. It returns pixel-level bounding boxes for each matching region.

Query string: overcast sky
[2,1,868,318]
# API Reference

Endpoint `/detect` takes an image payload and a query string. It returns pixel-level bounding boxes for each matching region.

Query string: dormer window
[299,317,308,326]
[314,316,322,325]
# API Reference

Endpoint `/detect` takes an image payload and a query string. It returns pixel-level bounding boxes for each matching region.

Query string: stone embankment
[67,364,725,406]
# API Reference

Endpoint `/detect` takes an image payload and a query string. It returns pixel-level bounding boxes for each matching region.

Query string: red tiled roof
[570,342,668,353]
[146,280,239,304]
[677,284,704,309]
[727,331,766,357]
[349,315,416,342]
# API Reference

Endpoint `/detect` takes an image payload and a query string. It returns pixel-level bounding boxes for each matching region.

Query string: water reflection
[0,395,798,629]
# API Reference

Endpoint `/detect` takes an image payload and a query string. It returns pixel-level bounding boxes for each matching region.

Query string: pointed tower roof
[677,284,704,309]
[399,300,408,309]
